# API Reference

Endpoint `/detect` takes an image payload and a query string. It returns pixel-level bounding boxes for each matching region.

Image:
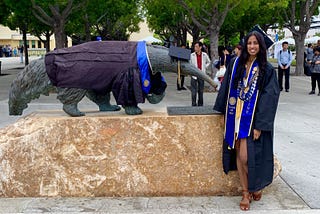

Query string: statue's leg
[123,106,143,115]
[86,90,121,111]
[57,87,86,117]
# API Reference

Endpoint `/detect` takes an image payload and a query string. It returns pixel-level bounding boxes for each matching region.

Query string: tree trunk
[45,33,51,52]
[84,13,91,42]
[209,31,219,78]
[282,0,320,76]
[190,25,200,45]
[22,29,29,66]
[175,29,182,46]
[293,34,306,76]
[54,20,66,49]
[65,35,68,47]
[182,28,187,46]
[209,31,219,61]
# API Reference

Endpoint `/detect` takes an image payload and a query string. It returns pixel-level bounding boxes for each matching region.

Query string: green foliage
[220,0,289,46]
[85,0,141,41]
[143,0,187,41]
[32,0,83,11]
[3,0,33,30]
[1,0,141,48]
[3,0,56,50]
[0,0,10,24]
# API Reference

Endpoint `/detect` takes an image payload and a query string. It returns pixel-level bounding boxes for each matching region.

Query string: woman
[234,44,243,57]
[309,46,320,95]
[214,31,280,211]
[216,46,232,83]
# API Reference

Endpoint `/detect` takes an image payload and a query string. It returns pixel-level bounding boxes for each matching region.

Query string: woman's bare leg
[236,138,248,190]
[236,138,251,210]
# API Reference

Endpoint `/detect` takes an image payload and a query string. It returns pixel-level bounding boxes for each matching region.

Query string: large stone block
[0,111,280,197]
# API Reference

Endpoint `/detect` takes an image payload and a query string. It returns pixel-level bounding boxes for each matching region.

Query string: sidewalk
[0,57,319,213]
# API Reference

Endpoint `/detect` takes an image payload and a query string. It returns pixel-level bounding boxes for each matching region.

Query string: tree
[31,0,83,49]
[143,0,195,46]
[3,0,61,64]
[177,0,251,61]
[220,0,288,47]
[0,0,10,24]
[66,0,141,44]
[29,22,53,52]
[280,0,320,75]
[66,0,94,43]
[90,0,141,41]
[3,0,34,65]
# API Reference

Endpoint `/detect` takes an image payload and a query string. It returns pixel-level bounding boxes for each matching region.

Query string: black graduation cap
[249,25,274,49]
[168,46,191,61]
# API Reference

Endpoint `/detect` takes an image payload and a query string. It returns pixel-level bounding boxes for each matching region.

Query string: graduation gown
[213,57,280,192]
[45,41,145,106]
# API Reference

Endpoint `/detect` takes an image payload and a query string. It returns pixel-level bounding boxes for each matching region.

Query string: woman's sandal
[240,190,252,211]
[252,190,262,201]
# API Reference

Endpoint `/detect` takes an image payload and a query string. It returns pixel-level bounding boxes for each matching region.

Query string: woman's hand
[253,129,261,140]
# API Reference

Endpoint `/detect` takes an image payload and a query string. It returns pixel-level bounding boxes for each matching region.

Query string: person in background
[223,46,232,67]
[304,43,314,78]
[219,46,232,68]
[234,44,243,57]
[190,41,211,106]
[214,31,280,211]
[309,46,320,95]
[6,45,12,57]
[13,47,18,57]
[216,46,232,84]
[305,43,314,63]
[277,41,293,92]
[3,46,7,57]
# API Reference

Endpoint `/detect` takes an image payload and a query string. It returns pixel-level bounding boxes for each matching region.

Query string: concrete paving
[0,57,319,213]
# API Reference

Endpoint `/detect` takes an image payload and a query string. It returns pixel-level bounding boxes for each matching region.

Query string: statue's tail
[8,58,55,115]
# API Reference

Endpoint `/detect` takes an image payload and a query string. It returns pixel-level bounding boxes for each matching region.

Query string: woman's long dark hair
[233,31,267,90]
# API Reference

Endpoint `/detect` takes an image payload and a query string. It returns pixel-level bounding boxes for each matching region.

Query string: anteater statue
[9,41,215,116]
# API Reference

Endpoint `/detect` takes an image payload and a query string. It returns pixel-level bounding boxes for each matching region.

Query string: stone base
[0,110,280,197]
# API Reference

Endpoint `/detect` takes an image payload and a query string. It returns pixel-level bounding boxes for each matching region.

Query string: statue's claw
[124,106,143,115]
[63,104,85,117]
[99,104,121,111]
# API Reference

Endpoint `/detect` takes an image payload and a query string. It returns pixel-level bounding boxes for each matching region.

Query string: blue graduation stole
[137,41,166,94]
[224,57,259,148]
[137,41,151,94]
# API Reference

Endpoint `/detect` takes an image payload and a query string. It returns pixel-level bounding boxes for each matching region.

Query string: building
[0,24,71,56]
[129,20,154,42]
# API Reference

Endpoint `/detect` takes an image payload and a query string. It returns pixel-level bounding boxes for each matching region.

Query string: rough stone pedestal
[0,111,280,197]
